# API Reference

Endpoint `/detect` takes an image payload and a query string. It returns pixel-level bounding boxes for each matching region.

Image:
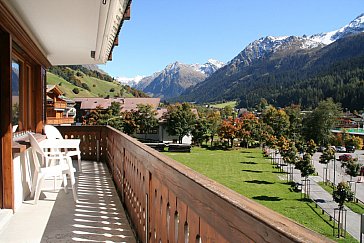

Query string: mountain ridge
[133,59,224,99]
[174,13,364,109]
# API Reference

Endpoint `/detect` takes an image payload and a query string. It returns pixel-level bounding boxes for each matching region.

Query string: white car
[336,146,346,153]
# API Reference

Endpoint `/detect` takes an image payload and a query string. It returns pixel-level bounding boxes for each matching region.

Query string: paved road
[270,150,362,241]
[312,150,364,203]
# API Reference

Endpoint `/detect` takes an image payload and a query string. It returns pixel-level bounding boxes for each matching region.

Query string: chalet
[46,85,75,125]
[133,107,199,144]
[0,0,329,242]
[336,112,364,129]
[73,97,160,123]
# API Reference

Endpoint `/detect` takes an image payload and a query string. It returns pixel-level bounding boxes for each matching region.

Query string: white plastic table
[39,139,82,172]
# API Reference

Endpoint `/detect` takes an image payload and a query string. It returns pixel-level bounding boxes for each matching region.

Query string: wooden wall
[0,30,13,209]
[0,1,49,210]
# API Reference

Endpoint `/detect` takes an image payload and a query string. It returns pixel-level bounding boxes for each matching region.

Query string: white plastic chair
[28,133,77,204]
[44,124,82,172]
[12,125,18,133]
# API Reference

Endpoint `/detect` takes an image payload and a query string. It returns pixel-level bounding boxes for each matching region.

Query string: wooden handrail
[57,125,332,243]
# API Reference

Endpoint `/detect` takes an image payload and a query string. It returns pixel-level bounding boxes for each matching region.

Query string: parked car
[339,154,352,161]
[345,145,355,153]
[335,146,346,153]
[317,146,326,152]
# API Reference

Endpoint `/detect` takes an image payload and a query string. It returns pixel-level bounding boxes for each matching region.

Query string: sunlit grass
[166,147,358,242]
[209,101,237,108]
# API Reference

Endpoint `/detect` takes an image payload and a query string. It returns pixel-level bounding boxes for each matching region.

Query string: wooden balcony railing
[46,117,74,125]
[51,101,67,109]
[56,125,331,243]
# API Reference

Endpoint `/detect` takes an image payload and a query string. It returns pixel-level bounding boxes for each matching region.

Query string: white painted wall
[133,125,192,145]
[12,148,34,212]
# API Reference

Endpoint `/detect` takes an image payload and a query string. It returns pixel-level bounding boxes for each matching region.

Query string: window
[26,64,33,129]
[11,60,20,128]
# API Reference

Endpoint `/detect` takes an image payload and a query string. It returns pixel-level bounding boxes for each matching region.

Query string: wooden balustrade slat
[57,125,333,243]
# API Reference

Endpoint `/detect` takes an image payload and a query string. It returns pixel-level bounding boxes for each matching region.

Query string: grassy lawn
[319,182,364,215]
[165,147,357,242]
[47,72,95,98]
[210,101,237,109]
[47,72,131,98]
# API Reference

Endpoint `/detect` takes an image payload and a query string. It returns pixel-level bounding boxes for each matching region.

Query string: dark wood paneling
[123,2,131,20]
[34,65,44,133]
[0,30,14,209]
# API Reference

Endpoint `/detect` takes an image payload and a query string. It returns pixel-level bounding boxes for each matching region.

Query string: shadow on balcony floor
[41,161,136,242]
[0,161,136,243]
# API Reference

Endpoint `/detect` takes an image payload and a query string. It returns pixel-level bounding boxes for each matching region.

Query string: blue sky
[99,0,364,78]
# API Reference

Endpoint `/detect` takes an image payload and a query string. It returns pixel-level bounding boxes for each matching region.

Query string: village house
[46,85,75,125]
[74,97,195,144]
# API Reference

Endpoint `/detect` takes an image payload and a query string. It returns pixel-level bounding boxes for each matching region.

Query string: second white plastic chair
[44,124,82,172]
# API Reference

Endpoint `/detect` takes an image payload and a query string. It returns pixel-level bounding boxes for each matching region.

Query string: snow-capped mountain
[311,13,364,44]
[135,59,224,99]
[177,13,364,107]
[229,13,364,70]
[229,35,323,68]
[192,59,225,76]
[116,75,144,87]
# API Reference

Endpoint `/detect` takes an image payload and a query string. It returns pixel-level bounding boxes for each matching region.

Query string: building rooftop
[74,97,161,111]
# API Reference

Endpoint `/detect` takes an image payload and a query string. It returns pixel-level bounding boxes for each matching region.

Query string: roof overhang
[2,0,131,65]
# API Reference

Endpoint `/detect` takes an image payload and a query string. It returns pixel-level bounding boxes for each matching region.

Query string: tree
[85,105,104,125]
[206,110,221,146]
[104,102,123,130]
[333,181,354,209]
[164,103,196,143]
[81,83,90,91]
[296,154,315,178]
[284,105,303,143]
[280,138,298,181]
[332,181,354,237]
[84,102,123,130]
[218,117,237,148]
[237,113,260,148]
[191,118,209,146]
[220,105,234,119]
[262,106,290,138]
[345,135,363,149]
[72,87,80,94]
[306,139,317,156]
[303,98,342,145]
[256,98,269,112]
[319,145,335,183]
[134,104,158,139]
[296,153,315,197]
[341,158,361,182]
[260,122,275,148]
[122,110,137,135]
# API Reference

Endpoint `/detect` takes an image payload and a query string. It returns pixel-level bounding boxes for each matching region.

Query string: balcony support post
[96,140,100,162]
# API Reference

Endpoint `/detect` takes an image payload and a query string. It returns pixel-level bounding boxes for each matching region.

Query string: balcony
[3,126,330,242]
[46,117,74,125]
[0,160,136,242]
[48,101,67,110]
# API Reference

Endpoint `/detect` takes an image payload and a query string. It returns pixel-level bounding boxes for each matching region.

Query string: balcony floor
[0,161,136,243]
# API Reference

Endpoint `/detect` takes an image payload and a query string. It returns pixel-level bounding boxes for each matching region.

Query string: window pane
[12,61,20,126]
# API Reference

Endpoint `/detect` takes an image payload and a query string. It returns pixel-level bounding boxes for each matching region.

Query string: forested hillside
[47,65,148,99]
[177,33,364,111]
